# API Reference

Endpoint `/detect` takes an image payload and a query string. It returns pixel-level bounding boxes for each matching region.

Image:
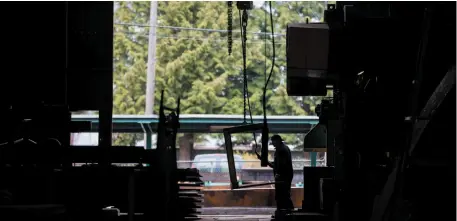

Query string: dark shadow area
[0,2,454,221]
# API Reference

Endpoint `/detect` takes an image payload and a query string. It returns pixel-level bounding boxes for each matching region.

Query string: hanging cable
[263,1,275,120]
[240,10,246,123]
[256,1,276,157]
[238,9,258,153]
[264,2,268,85]
[254,2,270,157]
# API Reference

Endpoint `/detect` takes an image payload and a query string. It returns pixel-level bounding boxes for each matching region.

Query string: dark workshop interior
[0,1,455,221]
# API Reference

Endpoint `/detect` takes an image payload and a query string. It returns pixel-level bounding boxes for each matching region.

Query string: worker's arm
[256,152,274,168]
[274,149,287,180]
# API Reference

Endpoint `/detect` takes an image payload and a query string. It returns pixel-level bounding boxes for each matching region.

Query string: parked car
[191,154,244,183]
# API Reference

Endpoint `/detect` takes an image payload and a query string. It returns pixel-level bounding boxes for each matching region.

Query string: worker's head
[271,135,283,149]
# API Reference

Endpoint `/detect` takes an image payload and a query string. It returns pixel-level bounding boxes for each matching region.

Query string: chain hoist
[224,1,274,168]
[240,9,249,123]
[227,1,253,56]
[226,2,260,155]
[227,1,233,55]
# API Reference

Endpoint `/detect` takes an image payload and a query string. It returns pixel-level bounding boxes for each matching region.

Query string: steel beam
[409,66,456,155]
[222,123,264,134]
[223,123,276,189]
[310,152,317,167]
[71,115,318,134]
[223,124,264,189]
[223,130,239,189]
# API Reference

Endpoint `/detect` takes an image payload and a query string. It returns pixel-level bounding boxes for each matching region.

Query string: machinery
[282,2,455,221]
[0,2,454,221]
[223,2,455,221]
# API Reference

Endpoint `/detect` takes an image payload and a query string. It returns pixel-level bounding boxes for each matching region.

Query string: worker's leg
[285,181,294,209]
[275,183,286,209]
[276,182,293,210]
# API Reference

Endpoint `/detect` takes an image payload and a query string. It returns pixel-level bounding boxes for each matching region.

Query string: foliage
[113,1,328,147]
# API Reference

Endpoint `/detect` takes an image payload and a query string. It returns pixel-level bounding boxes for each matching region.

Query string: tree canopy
[113,1,329,147]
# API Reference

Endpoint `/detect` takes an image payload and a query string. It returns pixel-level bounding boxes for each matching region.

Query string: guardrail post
[310,152,317,167]
[141,123,153,149]
[146,131,152,149]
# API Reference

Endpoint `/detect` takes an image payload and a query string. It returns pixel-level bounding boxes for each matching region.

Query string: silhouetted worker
[268,135,294,210]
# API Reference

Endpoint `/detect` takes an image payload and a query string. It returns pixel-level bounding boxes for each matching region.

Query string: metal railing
[177,159,326,169]
[71,114,319,149]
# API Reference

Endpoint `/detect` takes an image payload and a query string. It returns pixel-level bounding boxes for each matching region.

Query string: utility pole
[146,1,157,115]
[145,1,157,149]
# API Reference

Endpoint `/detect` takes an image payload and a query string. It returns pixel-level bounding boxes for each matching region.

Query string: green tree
[113,1,329,148]
[113,1,151,145]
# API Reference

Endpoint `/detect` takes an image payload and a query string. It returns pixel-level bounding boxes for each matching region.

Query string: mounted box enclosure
[286,23,330,96]
[236,1,253,10]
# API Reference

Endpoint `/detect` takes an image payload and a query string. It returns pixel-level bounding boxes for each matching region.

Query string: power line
[115,30,286,42]
[114,22,286,37]
[114,31,286,45]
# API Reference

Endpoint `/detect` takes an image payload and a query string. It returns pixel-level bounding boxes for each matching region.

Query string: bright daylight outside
[71,1,332,208]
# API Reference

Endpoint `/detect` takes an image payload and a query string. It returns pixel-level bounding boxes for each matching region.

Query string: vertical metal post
[324,152,327,166]
[97,1,114,167]
[66,2,113,166]
[99,106,113,166]
[128,171,135,221]
[223,132,239,189]
[260,126,269,167]
[146,131,152,149]
[311,152,317,167]
[327,120,342,167]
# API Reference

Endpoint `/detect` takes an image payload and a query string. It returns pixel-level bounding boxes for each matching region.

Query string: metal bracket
[140,123,153,149]
[223,123,269,189]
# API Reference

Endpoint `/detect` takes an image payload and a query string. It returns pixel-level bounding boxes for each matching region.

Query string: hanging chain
[242,9,248,73]
[227,1,233,55]
[241,9,248,123]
